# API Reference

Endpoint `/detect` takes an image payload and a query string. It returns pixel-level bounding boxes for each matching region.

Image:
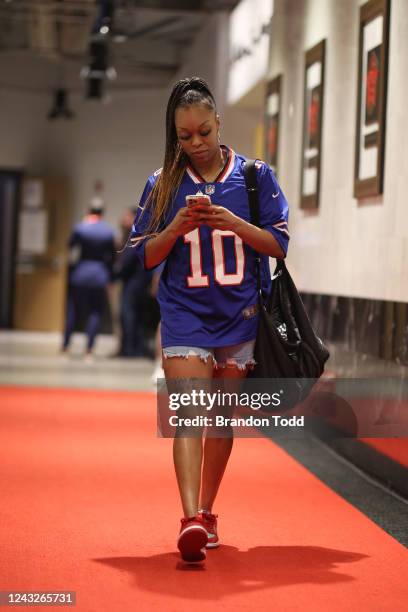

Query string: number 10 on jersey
[184,228,245,287]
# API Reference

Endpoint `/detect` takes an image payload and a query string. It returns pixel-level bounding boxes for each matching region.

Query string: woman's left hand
[188,203,284,258]
[189,204,242,232]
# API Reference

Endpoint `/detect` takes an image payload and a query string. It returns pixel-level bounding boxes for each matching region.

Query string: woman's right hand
[144,206,205,268]
[167,206,203,237]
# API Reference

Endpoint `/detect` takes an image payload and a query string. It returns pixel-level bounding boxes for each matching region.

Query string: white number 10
[184,228,245,287]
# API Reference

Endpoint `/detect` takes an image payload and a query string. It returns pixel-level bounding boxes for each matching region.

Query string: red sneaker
[177,517,208,562]
[197,510,219,548]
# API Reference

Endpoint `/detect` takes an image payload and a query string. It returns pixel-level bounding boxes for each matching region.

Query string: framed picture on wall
[354,0,390,199]
[300,39,326,209]
[264,75,282,176]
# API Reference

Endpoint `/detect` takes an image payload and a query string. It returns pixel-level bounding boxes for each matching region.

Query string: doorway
[0,170,23,328]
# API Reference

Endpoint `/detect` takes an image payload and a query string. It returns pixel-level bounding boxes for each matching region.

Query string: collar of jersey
[186,145,235,185]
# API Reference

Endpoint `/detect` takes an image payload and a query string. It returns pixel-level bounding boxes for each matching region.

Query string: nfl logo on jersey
[205,184,215,195]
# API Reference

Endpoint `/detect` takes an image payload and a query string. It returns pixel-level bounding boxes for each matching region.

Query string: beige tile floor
[0,331,155,391]
[0,331,407,393]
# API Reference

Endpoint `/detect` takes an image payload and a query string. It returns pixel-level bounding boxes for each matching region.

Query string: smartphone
[185,194,212,208]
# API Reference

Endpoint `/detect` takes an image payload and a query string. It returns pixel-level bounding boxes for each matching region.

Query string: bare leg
[163,354,213,518]
[199,365,248,512]
[155,323,162,364]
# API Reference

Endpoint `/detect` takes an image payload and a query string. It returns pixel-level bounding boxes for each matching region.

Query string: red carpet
[0,386,407,611]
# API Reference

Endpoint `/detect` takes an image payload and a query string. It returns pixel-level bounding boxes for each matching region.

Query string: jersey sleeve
[154,260,166,276]
[256,161,290,257]
[129,174,160,270]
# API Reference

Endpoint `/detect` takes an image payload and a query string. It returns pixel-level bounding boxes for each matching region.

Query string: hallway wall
[43,89,168,229]
[0,90,48,174]
[268,0,408,302]
[0,56,168,231]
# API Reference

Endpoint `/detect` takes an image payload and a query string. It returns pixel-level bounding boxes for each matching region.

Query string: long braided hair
[138,77,218,236]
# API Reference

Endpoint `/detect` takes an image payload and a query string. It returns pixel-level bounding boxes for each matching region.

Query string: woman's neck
[191,146,225,181]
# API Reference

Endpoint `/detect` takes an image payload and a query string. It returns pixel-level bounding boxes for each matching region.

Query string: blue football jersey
[130,145,289,348]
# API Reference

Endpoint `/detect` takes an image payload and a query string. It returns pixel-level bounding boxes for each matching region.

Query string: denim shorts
[162,339,256,370]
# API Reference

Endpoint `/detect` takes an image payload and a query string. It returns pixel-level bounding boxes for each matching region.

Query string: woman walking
[130,77,290,563]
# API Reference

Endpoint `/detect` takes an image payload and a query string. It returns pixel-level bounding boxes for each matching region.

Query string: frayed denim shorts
[162,339,256,371]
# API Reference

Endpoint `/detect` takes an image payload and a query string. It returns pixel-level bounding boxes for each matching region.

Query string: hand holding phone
[185,194,212,208]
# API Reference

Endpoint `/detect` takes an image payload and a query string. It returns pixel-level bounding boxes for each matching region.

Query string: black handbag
[243,159,330,411]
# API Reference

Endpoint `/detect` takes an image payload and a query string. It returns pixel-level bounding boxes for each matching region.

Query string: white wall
[0,51,56,174]
[0,90,49,173]
[0,71,168,233]
[43,89,168,228]
[175,11,261,159]
[269,0,408,302]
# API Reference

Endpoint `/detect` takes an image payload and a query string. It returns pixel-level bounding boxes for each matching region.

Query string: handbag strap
[243,159,285,292]
[243,159,262,296]
[243,159,260,227]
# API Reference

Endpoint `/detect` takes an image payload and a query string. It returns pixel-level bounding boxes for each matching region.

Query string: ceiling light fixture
[80,0,117,100]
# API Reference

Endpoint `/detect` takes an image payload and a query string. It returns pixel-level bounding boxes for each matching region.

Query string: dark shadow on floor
[93,545,369,600]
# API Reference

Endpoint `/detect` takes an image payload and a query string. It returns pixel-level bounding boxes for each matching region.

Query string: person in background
[62,199,115,359]
[115,208,152,357]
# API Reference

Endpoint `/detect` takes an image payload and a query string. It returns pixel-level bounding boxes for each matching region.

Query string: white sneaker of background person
[84,351,95,364]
